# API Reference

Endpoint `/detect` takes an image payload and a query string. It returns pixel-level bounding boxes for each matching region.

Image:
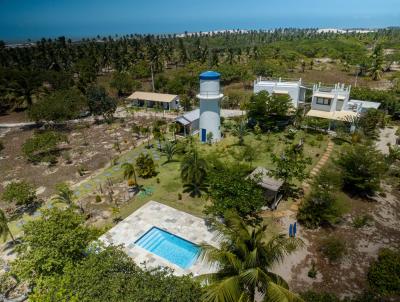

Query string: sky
[1,0,399,42]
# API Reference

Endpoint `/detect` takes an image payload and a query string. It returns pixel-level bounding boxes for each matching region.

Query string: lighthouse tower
[197,71,223,143]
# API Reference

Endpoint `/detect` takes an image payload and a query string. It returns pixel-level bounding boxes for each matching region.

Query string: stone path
[300,139,334,196]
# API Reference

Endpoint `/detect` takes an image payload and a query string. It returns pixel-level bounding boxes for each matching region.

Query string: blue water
[135,227,200,269]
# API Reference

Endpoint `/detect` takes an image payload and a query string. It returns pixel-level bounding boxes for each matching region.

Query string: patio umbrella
[293,222,297,236]
[289,224,293,237]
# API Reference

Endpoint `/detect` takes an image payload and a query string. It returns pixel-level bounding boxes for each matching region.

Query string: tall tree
[270,144,311,194]
[370,44,384,81]
[13,208,97,282]
[335,143,386,196]
[28,89,87,122]
[86,85,117,122]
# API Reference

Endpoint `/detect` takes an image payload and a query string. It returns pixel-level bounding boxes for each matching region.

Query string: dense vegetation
[1,28,400,116]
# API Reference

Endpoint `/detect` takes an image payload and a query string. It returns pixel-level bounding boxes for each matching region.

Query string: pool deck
[99,200,219,276]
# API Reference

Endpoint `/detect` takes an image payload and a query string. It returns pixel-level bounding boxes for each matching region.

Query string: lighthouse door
[201,129,207,142]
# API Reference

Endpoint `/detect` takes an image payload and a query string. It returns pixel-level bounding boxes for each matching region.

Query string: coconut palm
[153,126,164,152]
[163,141,177,163]
[52,183,75,208]
[122,162,138,187]
[232,121,249,146]
[180,147,208,197]
[181,148,208,184]
[199,211,304,302]
[370,44,384,81]
[0,209,15,243]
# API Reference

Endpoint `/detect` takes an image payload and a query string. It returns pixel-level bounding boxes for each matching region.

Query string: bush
[352,214,373,228]
[95,195,102,203]
[335,143,386,196]
[298,190,341,228]
[22,131,68,163]
[320,236,347,262]
[127,179,136,187]
[298,167,343,228]
[136,153,157,178]
[308,261,318,279]
[205,165,265,221]
[2,181,37,205]
[28,88,87,122]
[367,248,400,296]
[0,140,4,153]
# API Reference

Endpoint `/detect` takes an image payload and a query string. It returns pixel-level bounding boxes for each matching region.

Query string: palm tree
[169,123,178,142]
[122,162,138,187]
[52,183,75,208]
[370,44,384,81]
[163,141,177,163]
[199,211,304,302]
[180,148,208,196]
[232,120,249,146]
[0,209,15,243]
[141,126,151,149]
[153,126,164,152]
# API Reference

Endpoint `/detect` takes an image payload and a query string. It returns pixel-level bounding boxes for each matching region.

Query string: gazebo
[248,167,284,210]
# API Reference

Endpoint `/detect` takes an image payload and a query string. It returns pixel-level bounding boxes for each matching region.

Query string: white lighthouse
[197,71,223,143]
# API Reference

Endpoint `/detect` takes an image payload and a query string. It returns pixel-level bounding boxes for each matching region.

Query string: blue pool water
[135,227,200,269]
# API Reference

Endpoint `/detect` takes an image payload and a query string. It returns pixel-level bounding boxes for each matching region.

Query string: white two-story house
[253,77,307,109]
[306,82,381,128]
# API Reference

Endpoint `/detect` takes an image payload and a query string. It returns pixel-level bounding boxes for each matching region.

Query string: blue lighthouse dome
[199,71,220,80]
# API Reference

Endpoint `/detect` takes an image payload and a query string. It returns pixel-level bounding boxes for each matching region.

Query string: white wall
[199,99,221,141]
[254,82,301,108]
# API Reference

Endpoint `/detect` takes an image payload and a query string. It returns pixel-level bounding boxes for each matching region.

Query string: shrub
[352,214,373,228]
[0,140,4,153]
[28,88,87,122]
[178,193,182,200]
[95,195,102,203]
[298,189,341,228]
[205,165,265,221]
[308,261,318,279]
[127,179,136,187]
[335,143,386,196]
[136,153,157,178]
[320,236,347,262]
[77,165,87,176]
[367,248,400,296]
[2,181,37,206]
[22,131,68,163]
[298,165,342,232]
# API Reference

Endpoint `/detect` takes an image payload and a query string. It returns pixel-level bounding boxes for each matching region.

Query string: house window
[316,97,331,105]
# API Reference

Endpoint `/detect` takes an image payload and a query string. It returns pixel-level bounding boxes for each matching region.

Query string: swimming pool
[135,227,200,269]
